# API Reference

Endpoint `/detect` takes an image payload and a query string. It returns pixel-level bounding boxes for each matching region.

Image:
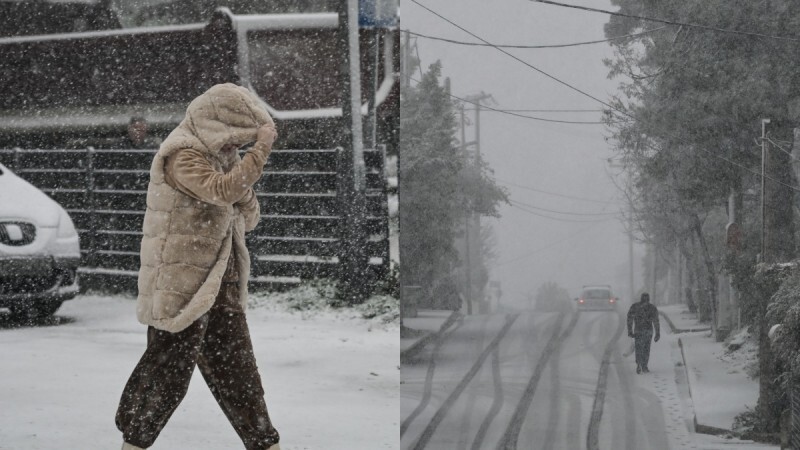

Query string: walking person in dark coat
[627,292,660,374]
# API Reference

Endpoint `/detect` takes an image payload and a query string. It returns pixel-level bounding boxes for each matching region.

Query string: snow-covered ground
[400,310,454,353]
[660,304,711,332]
[401,302,777,450]
[680,332,759,432]
[0,292,399,450]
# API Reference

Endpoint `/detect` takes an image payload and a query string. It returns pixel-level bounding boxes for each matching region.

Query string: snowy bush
[355,295,400,324]
[248,279,399,323]
[765,265,800,371]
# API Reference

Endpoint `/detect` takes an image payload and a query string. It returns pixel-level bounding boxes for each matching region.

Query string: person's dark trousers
[634,330,654,370]
[116,282,280,449]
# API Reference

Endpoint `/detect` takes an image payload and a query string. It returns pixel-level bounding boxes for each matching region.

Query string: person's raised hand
[257,124,277,147]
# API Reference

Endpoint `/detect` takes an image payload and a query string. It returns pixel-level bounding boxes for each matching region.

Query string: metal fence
[0,146,391,291]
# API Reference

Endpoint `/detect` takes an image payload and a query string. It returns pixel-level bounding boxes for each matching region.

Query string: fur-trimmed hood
[160,83,274,159]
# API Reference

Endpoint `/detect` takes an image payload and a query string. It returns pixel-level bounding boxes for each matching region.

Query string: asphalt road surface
[400,303,672,450]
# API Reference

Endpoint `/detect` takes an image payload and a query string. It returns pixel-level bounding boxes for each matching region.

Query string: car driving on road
[576,285,617,311]
[0,163,80,319]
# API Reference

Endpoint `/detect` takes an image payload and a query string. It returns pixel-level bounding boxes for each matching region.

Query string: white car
[0,163,80,319]
[576,284,618,311]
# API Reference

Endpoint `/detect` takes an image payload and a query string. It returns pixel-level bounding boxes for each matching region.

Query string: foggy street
[401,298,781,450]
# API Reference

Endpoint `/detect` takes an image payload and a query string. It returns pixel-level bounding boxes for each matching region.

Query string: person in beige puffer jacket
[115,84,281,450]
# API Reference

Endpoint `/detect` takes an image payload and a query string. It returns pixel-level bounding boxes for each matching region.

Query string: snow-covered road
[400,304,773,450]
[0,294,399,450]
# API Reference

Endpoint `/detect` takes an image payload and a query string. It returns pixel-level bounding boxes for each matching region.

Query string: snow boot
[122,443,146,450]
[636,364,641,374]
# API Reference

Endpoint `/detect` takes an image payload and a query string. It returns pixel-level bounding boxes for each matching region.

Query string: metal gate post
[85,147,98,268]
[791,375,800,449]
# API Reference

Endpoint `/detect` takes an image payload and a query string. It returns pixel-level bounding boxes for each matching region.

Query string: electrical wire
[410,0,800,193]
[410,76,608,125]
[509,202,617,223]
[409,0,624,115]
[494,221,598,266]
[485,108,603,113]
[402,27,666,49]
[510,198,620,217]
[496,178,622,205]
[765,136,800,163]
[531,0,800,43]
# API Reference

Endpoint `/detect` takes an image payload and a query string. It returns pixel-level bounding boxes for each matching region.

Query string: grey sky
[403,0,646,303]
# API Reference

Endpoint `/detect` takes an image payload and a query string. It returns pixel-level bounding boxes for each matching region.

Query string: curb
[400,310,461,363]
[677,336,736,438]
[659,310,711,334]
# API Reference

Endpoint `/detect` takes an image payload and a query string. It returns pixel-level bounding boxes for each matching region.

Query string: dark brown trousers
[116,282,280,449]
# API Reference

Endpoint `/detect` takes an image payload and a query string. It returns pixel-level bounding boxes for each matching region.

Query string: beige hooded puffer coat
[136,83,273,333]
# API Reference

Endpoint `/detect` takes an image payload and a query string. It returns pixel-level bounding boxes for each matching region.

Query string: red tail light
[609,298,616,303]
[579,299,585,303]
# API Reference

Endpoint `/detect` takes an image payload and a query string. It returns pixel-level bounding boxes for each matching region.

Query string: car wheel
[10,301,63,320]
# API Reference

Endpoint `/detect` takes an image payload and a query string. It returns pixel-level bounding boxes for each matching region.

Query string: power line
[410,76,608,125]
[510,198,621,217]
[403,26,666,49]
[509,202,616,223]
[494,222,598,266]
[765,136,800,163]
[486,108,603,113]
[410,0,800,193]
[532,0,800,43]
[496,178,623,205]
[409,0,620,112]
[497,190,621,266]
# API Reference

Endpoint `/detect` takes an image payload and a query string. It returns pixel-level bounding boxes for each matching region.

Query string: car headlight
[57,209,77,239]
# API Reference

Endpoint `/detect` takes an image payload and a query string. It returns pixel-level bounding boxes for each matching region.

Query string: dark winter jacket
[627,301,660,336]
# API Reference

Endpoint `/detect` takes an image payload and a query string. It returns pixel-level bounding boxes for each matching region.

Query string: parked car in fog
[576,284,617,311]
[0,163,80,319]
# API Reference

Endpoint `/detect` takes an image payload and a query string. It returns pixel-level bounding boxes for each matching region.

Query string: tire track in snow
[496,309,580,450]
[586,311,625,450]
[400,315,465,437]
[611,344,638,450]
[469,343,503,450]
[457,315,491,450]
[410,314,520,450]
[470,311,541,449]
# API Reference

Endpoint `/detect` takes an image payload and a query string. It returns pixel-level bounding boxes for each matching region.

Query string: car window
[583,289,611,299]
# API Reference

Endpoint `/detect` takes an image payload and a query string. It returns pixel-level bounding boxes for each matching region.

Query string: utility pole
[401,30,411,91]
[628,217,635,304]
[460,104,473,315]
[465,92,492,314]
[761,118,770,262]
[336,0,368,304]
[651,244,658,304]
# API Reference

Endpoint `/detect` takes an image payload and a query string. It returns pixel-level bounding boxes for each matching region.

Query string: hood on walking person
[640,293,650,303]
[159,83,274,161]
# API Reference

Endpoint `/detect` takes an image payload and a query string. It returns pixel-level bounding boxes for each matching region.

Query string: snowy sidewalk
[634,303,776,449]
[678,332,760,433]
[659,302,760,433]
[0,294,399,450]
[660,303,712,333]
